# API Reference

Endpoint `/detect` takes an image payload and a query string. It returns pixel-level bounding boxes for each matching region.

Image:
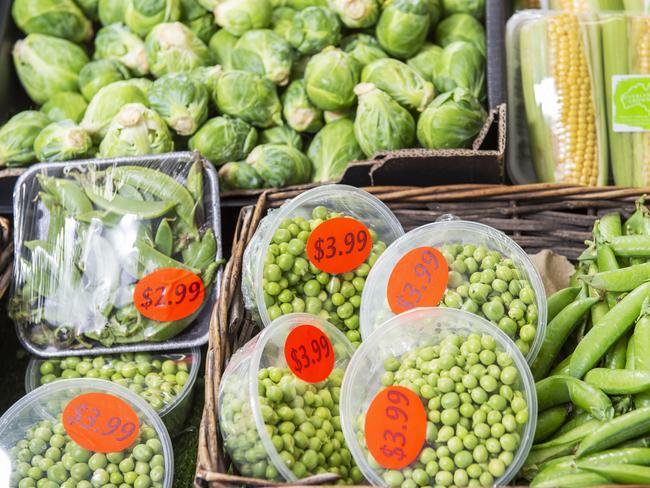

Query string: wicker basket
[195,183,650,487]
[0,216,12,301]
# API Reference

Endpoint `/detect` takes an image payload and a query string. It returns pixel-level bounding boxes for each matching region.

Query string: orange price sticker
[387,247,448,315]
[306,217,372,275]
[134,268,205,322]
[63,393,140,453]
[365,386,427,470]
[284,324,335,383]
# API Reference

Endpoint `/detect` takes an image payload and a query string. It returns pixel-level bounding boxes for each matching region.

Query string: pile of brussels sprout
[0,0,488,190]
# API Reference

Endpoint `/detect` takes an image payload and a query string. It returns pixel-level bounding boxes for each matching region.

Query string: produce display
[10,158,219,353]
[0,0,488,191]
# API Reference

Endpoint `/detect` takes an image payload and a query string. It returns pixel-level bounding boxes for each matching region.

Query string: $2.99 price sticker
[134,268,205,322]
[365,386,427,470]
[387,247,448,315]
[306,217,372,275]
[63,393,140,453]
[284,324,335,383]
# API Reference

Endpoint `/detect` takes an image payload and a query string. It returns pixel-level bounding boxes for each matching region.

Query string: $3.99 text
[289,333,331,373]
[313,230,369,263]
[378,389,413,462]
[67,403,137,442]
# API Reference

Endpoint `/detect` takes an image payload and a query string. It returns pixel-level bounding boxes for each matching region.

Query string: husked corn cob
[520,13,608,185]
[549,0,624,11]
[624,0,650,12]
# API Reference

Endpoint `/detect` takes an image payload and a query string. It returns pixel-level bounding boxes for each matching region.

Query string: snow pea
[583,261,650,292]
[46,204,64,250]
[76,209,124,227]
[37,174,92,216]
[183,228,217,271]
[547,287,581,322]
[577,406,650,456]
[84,187,176,219]
[584,368,650,395]
[118,182,145,201]
[154,219,173,256]
[534,405,570,444]
[582,464,650,484]
[536,375,613,421]
[187,158,203,213]
[532,297,599,381]
[570,282,650,379]
[133,239,200,276]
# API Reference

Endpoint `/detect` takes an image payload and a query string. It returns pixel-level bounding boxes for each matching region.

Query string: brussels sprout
[429,0,442,24]
[81,80,149,138]
[407,43,442,82]
[41,92,88,124]
[98,103,174,157]
[247,144,312,187]
[361,58,434,112]
[186,14,218,43]
[216,70,282,128]
[308,118,363,182]
[354,83,415,157]
[260,126,303,149]
[98,0,126,25]
[77,0,99,20]
[290,55,311,80]
[272,7,297,38]
[94,23,149,76]
[218,161,263,190]
[12,0,93,43]
[189,116,257,165]
[232,30,294,86]
[0,111,50,167]
[329,0,379,28]
[435,13,485,56]
[282,80,323,133]
[208,29,238,70]
[340,34,388,67]
[214,0,272,36]
[34,120,93,162]
[286,6,341,55]
[145,22,213,77]
[434,41,485,101]
[417,87,486,149]
[189,65,222,104]
[12,34,89,105]
[442,0,483,18]
[124,0,181,36]
[288,0,328,7]
[79,61,131,102]
[376,0,430,59]
[304,47,360,111]
[148,73,208,135]
[123,77,154,96]
[181,0,208,20]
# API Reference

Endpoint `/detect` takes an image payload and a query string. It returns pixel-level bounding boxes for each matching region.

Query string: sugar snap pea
[530,465,584,487]
[582,261,650,292]
[524,442,581,470]
[610,235,650,257]
[570,281,650,379]
[534,419,604,450]
[582,464,650,484]
[627,333,636,369]
[85,187,176,219]
[550,355,572,376]
[599,212,623,241]
[577,406,650,456]
[575,447,650,468]
[584,368,650,395]
[605,333,628,369]
[624,198,650,236]
[548,287,581,322]
[556,412,592,437]
[532,471,609,488]
[536,375,613,421]
[534,405,570,444]
[635,303,650,408]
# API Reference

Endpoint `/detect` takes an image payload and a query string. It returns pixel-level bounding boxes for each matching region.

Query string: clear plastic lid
[218,313,361,482]
[0,378,174,487]
[360,220,547,363]
[10,153,221,355]
[341,307,537,487]
[242,184,404,347]
[25,348,200,419]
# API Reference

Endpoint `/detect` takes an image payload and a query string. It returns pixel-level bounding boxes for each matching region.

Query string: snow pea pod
[534,419,604,450]
[84,187,176,219]
[183,228,217,271]
[154,219,173,256]
[537,375,613,421]
[577,406,650,456]
[37,175,92,216]
[548,286,581,322]
[76,210,123,227]
[582,261,650,292]
[133,239,200,276]
[535,405,570,444]
[532,297,599,381]
[46,204,64,250]
[584,368,650,395]
[582,464,650,484]
[635,304,650,408]
[532,471,609,488]
[610,235,650,257]
[118,183,144,201]
[187,158,203,213]
[570,281,650,379]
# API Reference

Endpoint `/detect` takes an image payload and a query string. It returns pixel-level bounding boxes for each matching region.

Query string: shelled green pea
[438,243,538,355]
[220,366,362,483]
[357,333,529,487]
[263,206,387,347]
[36,352,190,413]
[9,418,166,488]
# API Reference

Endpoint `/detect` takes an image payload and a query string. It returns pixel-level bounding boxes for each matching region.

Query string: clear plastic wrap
[10,152,222,356]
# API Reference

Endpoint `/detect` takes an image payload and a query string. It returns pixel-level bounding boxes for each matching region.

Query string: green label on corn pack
[613,75,650,132]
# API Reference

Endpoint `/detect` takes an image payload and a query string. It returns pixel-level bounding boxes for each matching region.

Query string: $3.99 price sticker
[63,393,140,453]
[306,217,372,275]
[284,324,335,383]
[134,268,205,322]
[365,386,427,470]
[387,247,448,315]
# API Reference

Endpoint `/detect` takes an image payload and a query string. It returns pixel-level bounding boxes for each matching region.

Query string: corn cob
[549,0,624,11]
[624,0,650,12]
[520,13,609,185]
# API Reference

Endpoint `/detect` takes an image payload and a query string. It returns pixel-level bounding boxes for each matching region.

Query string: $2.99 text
[139,281,202,310]
[134,268,206,322]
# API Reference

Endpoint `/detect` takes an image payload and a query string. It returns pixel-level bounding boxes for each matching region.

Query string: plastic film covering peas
[10,153,222,355]
[360,220,547,363]
[0,378,174,488]
[25,348,200,435]
[242,185,404,347]
[218,313,362,482]
[340,308,537,487]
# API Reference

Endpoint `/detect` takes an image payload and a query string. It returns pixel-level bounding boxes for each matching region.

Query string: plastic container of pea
[0,378,174,487]
[242,184,404,347]
[24,348,200,436]
[218,312,362,482]
[360,220,547,363]
[341,307,537,488]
